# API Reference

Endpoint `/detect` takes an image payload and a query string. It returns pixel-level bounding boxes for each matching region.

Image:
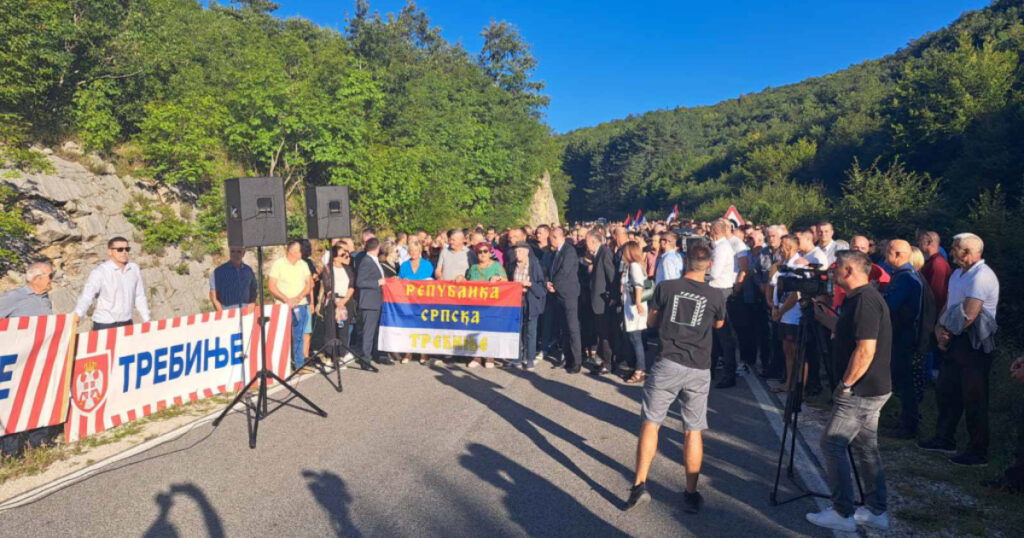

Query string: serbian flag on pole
[667,204,679,224]
[378,280,523,359]
[623,213,632,227]
[0,314,77,436]
[633,210,645,229]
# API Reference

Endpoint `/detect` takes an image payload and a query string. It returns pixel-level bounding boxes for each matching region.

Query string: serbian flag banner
[65,305,290,442]
[378,280,523,359]
[0,314,76,436]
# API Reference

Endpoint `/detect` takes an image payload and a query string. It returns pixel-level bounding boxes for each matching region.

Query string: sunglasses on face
[111,246,131,253]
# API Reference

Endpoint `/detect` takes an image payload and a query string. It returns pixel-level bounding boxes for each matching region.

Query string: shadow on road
[459,442,628,537]
[142,482,225,538]
[303,469,362,538]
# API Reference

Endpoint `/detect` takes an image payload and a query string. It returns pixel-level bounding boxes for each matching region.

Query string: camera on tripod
[777,264,831,297]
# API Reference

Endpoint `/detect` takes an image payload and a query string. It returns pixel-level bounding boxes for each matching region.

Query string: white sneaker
[342,352,354,361]
[854,506,890,530]
[535,352,544,361]
[806,507,856,532]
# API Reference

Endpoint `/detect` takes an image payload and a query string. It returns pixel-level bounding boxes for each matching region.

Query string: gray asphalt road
[0,359,829,537]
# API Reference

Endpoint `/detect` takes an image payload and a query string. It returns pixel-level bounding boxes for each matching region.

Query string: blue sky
[265,0,991,133]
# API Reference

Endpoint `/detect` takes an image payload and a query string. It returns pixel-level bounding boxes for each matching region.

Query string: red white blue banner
[65,305,291,442]
[378,280,523,359]
[0,314,76,436]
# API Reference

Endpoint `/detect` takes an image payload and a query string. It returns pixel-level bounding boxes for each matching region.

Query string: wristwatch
[840,382,853,392]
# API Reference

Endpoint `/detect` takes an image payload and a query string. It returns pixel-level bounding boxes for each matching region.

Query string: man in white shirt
[816,221,839,265]
[798,229,829,267]
[796,228,831,394]
[435,229,470,281]
[709,219,738,388]
[74,236,151,330]
[920,233,1000,466]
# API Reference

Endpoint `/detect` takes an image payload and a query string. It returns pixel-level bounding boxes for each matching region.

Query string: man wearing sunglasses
[74,236,151,330]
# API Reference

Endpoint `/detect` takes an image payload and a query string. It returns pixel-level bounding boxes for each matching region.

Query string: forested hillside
[562,0,1024,236]
[0,0,564,255]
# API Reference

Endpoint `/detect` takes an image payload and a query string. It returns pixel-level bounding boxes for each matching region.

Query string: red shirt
[921,252,952,311]
[833,264,891,310]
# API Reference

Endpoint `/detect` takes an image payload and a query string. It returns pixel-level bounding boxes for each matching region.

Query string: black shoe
[714,377,736,389]
[377,356,395,366]
[917,438,957,454]
[950,453,988,467]
[566,367,581,374]
[592,364,611,375]
[624,483,650,512]
[682,490,703,514]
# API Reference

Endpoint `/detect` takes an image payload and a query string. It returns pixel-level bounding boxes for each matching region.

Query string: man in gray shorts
[625,245,725,514]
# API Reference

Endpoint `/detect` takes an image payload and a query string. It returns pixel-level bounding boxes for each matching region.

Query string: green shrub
[0,185,32,271]
[123,195,196,253]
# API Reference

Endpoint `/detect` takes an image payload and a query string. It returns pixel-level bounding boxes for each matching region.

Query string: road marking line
[744,375,857,538]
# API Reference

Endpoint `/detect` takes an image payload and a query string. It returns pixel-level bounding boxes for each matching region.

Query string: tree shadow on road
[459,442,628,537]
[302,469,362,538]
[433,367,632,508]
[142,482,225,538]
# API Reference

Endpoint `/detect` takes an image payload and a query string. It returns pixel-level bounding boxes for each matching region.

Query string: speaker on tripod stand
[213,177,327,449]
[299,186,377,378]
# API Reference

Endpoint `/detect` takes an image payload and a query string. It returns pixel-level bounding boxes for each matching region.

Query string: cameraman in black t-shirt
[806,250,893,533]
[624,245,725,515]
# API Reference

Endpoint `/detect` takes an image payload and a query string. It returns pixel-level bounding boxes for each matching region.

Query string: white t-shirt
[729,236,749,276]
[709,238,736,289]
[946,260,999,321]
[332,265,350,297]
[772,254,804,325]
[820,241,838,265]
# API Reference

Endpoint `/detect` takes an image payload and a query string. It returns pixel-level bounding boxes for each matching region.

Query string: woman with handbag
[622,241,649,383]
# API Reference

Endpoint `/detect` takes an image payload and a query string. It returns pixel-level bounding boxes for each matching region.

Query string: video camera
[777,264,831,297]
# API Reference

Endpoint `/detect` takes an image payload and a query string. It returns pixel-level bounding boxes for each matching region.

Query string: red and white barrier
[0,314,77,436]
[64,305,291,442]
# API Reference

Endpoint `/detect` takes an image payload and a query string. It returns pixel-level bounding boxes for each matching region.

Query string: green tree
[138,95,229,185]
[836,158,941,237]
[478,20,549,115]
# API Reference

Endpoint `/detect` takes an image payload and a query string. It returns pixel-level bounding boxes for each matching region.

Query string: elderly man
[269,239,314,371]
[756,225,785,379]
[586,230,618,374]
[0,260,61,457]
[435,229,470,281]
[0,261,55,318]
[708,219,738,388]
[919,233,999,466]
[883,240,925,438]
[74,236,151,330]
[547,227,583,373]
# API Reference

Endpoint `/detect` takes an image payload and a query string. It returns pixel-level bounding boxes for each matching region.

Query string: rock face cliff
[527,171,560,226]
[1,151,219,329]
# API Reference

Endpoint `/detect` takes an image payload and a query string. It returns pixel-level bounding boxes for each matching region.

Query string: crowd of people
[1,216,1022,531]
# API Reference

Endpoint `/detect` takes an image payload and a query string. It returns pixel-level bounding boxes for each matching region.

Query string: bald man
[882,239,925,438]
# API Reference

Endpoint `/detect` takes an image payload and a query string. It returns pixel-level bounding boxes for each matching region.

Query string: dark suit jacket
[549,242,580,300]
[517,255,548,317]
[355,253,384,311]
[589,244,617,315]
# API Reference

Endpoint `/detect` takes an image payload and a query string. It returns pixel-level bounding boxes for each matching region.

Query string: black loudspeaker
[305,186,351,239]
[224,177,288,247]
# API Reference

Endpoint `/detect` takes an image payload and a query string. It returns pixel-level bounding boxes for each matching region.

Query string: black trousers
[93,319,132,330]
[593,309,617,367]
[357,309,381,361]
[891,336,920,433]
[934,334,993,456]
[553,294,583,370]
[768,320,786,378]
[712,288,737,380]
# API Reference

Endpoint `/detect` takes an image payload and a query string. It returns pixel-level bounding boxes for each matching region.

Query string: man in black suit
[547,226,583,373]
[355,237,391,365]
[587,230,618,374]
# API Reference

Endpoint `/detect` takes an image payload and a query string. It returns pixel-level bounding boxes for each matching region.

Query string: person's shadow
[303,469,362,537]
[143,483,225,538]
[459,443,628,537]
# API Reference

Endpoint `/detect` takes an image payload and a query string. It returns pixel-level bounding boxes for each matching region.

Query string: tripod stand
[213,246,327,448]
[770,299,864,506]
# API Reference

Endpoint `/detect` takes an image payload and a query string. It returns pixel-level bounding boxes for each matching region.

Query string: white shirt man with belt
[709,219,739,388]
[73,237,151,330]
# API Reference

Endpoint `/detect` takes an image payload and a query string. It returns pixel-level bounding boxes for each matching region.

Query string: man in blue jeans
[807,250,893,532]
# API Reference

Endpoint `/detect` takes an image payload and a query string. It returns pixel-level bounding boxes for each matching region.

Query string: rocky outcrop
[528,171,560,226]
[1,154,221,329]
